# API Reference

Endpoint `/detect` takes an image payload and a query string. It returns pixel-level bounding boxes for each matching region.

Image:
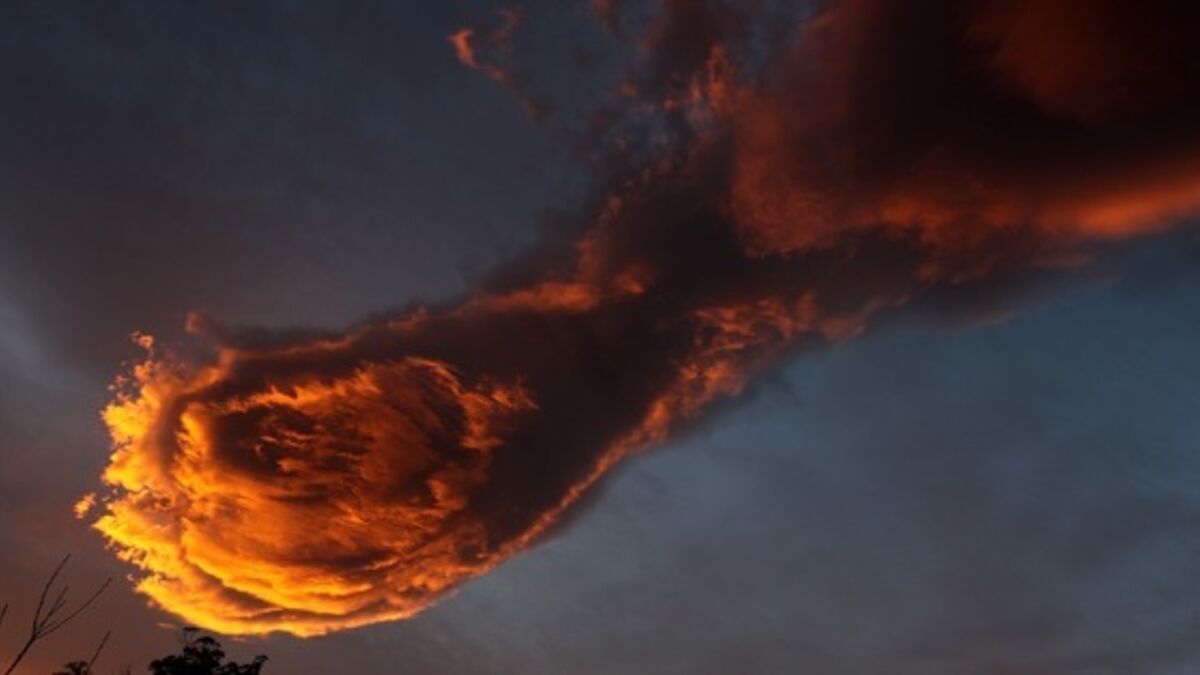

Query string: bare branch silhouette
[86,630,111,673]
[2,555,111,675]
[52,630,111,675]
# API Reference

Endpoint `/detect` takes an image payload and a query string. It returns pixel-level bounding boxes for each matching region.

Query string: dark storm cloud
[77,0,1200,640]
[256,276,1200,674]
[726,0,1200,258]
[4,0,1200,672]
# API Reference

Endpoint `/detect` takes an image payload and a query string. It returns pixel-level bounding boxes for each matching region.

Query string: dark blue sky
[2,1,1199,673]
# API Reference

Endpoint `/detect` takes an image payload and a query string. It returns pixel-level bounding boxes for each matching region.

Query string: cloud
[86,0,1200,636]
[727,0,1200,264]
[449,8,549,119]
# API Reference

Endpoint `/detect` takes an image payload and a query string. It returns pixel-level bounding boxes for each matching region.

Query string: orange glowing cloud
[86,156,904,636]
[725,0,1200,275]
[448,8,547,119]
[85,0,1200,637]
[448,27,482,70]
[98,346,538,636]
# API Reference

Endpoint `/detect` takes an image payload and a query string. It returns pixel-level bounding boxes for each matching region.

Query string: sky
[2,1,1200,673]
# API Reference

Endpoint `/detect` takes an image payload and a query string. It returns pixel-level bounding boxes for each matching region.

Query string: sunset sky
[2,1,1200,673]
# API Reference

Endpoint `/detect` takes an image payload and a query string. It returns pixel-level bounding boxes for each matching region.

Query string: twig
[85,630,111,673]
[2,556,111,675]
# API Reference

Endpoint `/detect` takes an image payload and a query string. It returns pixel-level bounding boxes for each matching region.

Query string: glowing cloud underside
[87,0,1200,636]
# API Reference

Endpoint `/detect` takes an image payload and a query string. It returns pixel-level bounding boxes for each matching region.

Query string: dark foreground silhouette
[144,630,267,675]
[55,629,267,675]
[3,557,266,674]
[1,556,109,675]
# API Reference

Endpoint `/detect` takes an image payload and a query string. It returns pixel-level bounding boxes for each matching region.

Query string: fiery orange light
[96,346,544,635]
[84,0,1200,638]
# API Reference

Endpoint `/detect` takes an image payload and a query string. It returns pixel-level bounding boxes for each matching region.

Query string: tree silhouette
[52,625,269,674]
[50,629,110,674]
[0,555,110,675]
[147,629,267,675]
[8,563,272,675]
